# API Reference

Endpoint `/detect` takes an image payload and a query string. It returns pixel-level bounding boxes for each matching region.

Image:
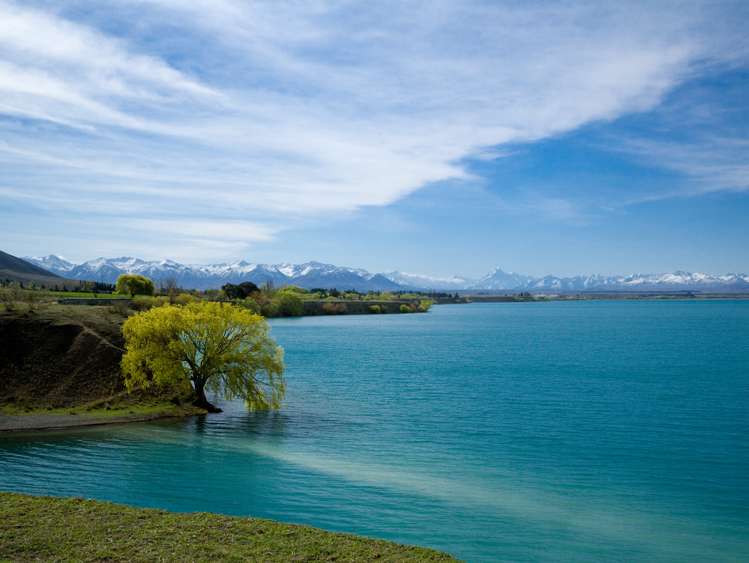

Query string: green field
[44,290,130,299]
[0,493,456,562]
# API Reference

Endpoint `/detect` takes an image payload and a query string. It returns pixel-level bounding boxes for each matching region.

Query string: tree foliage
[115,274,155,297]
[121,301,285,412]
[275,288,304,316]
[222,281,260,300]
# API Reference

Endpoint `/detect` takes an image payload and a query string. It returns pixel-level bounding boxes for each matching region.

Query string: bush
[275,293,304,317]
[322,302,347,315]
[130,295,168,311]
[222,282,260,300]
[108,300,132,316]
[279,285,308,294]
[368,305,382,314]
[0,285,22,311]
[174,293,197,306]
[0,285,41,312]
[400,304,412,313]
[241,297,261,314]
[260,301,279,318]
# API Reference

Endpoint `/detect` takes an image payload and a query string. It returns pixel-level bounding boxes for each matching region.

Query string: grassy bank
[0,400,199,419]
[0,401,205,432]
[0,492,456,562]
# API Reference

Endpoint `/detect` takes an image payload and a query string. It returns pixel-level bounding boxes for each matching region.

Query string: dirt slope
[0,306,127,408]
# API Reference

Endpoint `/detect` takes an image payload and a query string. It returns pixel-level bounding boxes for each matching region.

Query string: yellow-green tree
[275,289,304,317]
[115,274,155,297]
[121,301,285,413]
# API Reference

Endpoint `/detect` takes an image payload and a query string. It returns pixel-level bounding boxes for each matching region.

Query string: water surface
[1,301,748,561]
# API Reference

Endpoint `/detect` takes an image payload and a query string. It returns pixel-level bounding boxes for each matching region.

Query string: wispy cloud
[619,136,749,201]
[0,0,747,260]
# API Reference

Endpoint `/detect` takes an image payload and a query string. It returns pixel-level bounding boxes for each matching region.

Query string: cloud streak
[0,0,747,260]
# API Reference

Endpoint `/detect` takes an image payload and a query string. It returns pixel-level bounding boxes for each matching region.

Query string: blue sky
[0,1,747,277]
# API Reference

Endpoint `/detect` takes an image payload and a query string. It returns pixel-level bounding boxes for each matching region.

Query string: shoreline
[0,492,456,561]
[0,406,205,433]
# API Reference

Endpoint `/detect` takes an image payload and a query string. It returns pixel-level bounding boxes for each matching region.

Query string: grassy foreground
[0,493,456,562]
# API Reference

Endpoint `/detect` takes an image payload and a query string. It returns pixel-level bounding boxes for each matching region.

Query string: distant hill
[0,250,71,287]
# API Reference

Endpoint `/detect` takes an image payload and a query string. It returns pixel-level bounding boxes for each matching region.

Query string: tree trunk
[192,379,222,413]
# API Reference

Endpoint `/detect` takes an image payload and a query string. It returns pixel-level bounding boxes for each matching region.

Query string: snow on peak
[19,255,749,293]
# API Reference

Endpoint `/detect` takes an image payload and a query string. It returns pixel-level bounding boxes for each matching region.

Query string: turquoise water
[1,301,748,561]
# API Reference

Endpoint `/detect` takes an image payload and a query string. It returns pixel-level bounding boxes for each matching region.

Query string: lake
[1,301,747,561]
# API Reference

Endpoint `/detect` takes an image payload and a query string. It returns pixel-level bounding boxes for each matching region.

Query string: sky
[0,0,747,278]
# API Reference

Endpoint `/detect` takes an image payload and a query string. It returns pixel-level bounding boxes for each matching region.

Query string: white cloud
[0,0,215,97]
[132,218,278,243]
[619,136,749,200]
[0,0,746,259]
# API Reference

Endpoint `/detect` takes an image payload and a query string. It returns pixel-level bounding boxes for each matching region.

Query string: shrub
[322,302,347,315]
[174,293,197,306]
[368,304,382,314]
[276,293,304,317]
[400,304,412,313]
[241,297,261,314]
[108,300,131,316]
[130,295,168,311]
[222,282,260,300]
[260,301,279,318]
[279,285,308,294]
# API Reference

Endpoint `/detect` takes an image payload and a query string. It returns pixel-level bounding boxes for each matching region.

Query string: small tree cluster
[115,274,155,297]
[322,302,347,315]
[222,281,260,300]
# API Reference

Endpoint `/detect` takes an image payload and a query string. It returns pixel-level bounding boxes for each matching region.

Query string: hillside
[0,249,67,287]
[0,306,129,408]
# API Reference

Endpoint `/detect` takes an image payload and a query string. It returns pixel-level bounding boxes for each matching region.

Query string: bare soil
[0,305,198,431]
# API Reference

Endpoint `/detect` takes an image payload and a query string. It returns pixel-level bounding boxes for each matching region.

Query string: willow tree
[115,274,155,297]
[121,301,285,412]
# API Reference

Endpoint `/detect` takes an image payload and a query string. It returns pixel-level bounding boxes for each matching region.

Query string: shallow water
[1,301,748,561]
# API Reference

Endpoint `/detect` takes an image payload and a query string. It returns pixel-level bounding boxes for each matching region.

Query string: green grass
[0,492,457,562]
[0,400,203,419]
[46,291,130,299]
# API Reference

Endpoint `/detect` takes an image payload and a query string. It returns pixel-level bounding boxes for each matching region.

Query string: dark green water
[1,301,748,561]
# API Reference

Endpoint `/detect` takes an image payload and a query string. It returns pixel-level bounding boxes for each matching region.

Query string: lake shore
[0,492,456,562]
[0,404,204,433]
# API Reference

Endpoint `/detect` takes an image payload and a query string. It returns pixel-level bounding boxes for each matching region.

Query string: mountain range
[25,255,749,293]
[25,256,402,292]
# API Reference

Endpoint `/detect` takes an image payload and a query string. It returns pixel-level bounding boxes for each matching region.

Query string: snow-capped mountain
[384,271,476,291]
[27,256,402,291]
[519,271,749,292]
[25,255,749,292]
[27,254,77,274]
[389,267,749,292]
[470,268,533,290]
